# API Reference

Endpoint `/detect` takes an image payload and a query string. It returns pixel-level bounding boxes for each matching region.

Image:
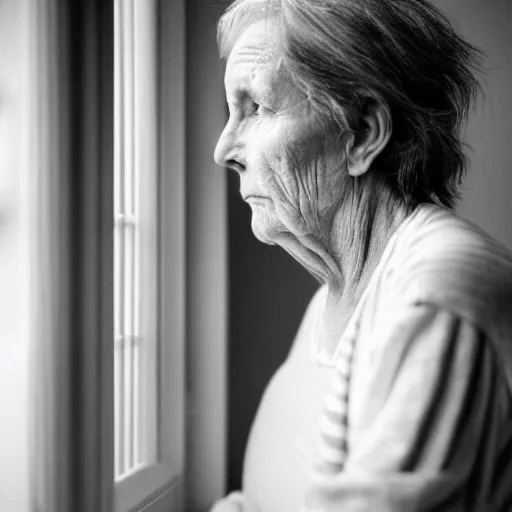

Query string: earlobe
[346,100,392,177]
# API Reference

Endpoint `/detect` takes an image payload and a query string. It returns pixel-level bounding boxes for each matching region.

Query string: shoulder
[383,203,512,340]
[390,203,512,288]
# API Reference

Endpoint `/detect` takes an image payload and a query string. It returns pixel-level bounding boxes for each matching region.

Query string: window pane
[114,0,158,481]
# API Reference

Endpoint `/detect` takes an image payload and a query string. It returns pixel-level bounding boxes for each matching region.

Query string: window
[113,0,185,511]
[114,0,159,480]
[27,0,226,510]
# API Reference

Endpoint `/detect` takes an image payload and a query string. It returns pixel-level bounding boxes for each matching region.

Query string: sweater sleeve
[304,303,511,512]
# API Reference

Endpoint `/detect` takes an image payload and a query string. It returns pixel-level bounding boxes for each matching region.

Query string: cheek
[259,133,298,202]
[257,119,322,194]
[286,118,347,195]
[247,114,346,232]
[245,120,311,216]
[246,121,286,183]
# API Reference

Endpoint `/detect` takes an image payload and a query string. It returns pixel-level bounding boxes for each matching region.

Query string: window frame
[114,0,186,511]
[27,1,187,511]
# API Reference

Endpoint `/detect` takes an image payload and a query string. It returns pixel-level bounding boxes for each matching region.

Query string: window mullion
[122,0,133,476]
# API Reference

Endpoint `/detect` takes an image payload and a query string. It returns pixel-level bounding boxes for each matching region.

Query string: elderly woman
[212,0,512,511]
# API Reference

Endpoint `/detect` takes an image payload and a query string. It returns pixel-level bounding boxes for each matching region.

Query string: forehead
[224,19,281,90]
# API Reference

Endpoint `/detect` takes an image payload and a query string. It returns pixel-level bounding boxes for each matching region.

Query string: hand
[210,491,259,512]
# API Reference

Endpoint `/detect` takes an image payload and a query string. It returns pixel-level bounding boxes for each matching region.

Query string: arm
[305,303,508,511]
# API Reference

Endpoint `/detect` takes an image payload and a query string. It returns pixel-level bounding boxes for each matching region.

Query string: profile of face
[214,20,348,246]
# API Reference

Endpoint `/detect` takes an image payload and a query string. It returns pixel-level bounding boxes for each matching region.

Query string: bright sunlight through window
[114,0,158,481]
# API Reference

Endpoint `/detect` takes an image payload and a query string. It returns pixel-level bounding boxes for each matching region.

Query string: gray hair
[217,0,484,208]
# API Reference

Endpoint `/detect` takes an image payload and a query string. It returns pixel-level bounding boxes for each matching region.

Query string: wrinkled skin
[214,17,402,338]
[214,20,348,249]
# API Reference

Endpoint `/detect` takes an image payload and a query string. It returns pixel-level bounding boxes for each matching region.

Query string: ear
[345,99,392,177]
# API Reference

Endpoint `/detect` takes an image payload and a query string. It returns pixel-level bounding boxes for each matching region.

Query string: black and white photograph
[0,1,511,511]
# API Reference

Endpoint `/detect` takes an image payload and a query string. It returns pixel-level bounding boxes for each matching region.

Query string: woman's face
[214,20,347,246]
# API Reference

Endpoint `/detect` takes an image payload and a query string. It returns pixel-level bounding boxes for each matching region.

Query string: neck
[277,173,413,346]
[327,174,412,304]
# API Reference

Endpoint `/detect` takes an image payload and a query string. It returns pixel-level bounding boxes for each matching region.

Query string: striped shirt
[243,203,512,512]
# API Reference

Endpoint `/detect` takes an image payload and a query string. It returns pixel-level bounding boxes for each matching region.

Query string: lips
[242,193,268,201]
[244,195,269,203]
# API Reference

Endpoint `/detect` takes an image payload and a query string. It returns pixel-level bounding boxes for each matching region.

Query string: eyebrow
[230,43,273,65]
[225,68,266,105]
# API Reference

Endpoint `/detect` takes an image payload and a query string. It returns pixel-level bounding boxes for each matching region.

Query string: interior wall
[185,0,230,509]
[433,0,512,250]
[226,0,512,493]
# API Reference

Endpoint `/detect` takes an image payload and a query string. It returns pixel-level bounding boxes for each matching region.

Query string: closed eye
[252,101,274,117]
[228,99,261,118]
[249,100,261,115]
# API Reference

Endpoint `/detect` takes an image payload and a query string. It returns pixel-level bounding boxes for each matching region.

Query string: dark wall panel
[227,171,317,491]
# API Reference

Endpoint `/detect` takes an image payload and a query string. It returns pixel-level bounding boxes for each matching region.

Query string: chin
[250,213,282,246]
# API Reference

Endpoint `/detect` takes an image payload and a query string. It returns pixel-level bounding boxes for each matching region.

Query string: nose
[214,119,245,173]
